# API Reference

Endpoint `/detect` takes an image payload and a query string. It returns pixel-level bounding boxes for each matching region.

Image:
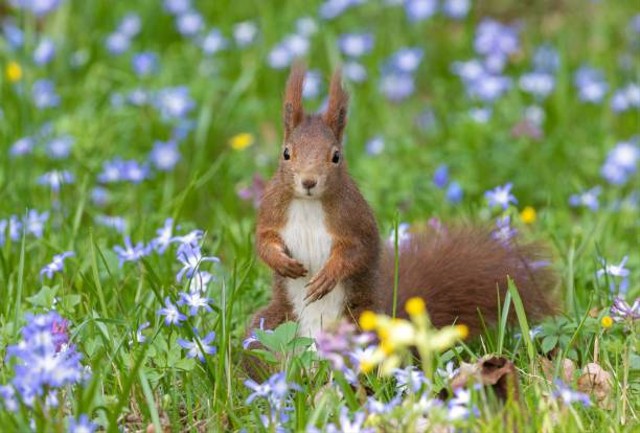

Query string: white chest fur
[280,199,346,339]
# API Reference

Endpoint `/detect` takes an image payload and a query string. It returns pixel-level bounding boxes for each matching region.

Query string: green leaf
[541,335,558,354]
[26,286,58,308]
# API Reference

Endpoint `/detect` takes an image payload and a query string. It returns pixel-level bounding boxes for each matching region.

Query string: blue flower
[45,135,74,159]
[33,37,56,65]
[326,407,374,433]
[201,28,228,55]
[150,218,174,253]
[10,136,35,157]
[233,21,258,47]
[32,79,60,109]
[343,61,368,83]
[176,243,219,281]
[468,107,492,123]
[379,71,415,102]
[178,291,213,316]
[387,47,424,73]
[105,32,130,55]
[171,229,203,246]
[405,0,437,22]
[519,71,555,99]
[365,135,384,156]
[611,84,640,113]
[338,33,374,58]
[40,251,74,279]
[611,297,640,322]
[569,186,601,211]
[113,236,150,267]
[134,322,150,343]
[98,158,150,183]
[0,215,22,244]
[433,164,449,189]
[164,0,191,15]
[492,215,517,243]
[296,17,318,37]
[553,380,591,407]
[24,209,49,238]
[244,372,301,408]
[393,366,430,393]
[243,317,273,349]
[601,140,639,185]
[95,215,127,233]
[533,44,560,73]
[474,19,519,73]
[157,297,187,326]
[485,183,517,209]
[2,21,24,47]
[118,13,142,38]
[267,44,292,69]
[154,86,195,120]
[446,181,464,203]
[443,0,470,19]
[574,66,608,103]
[37,170,74,193]
[91,187,110,206]
[177,331,216,361]
[11,0,61,16]
[149,140,181,171]
[176,10,204,37]
[303,70,323,99]
[319,0,364,20]
[69,414,97,433]
[132,52,159,76]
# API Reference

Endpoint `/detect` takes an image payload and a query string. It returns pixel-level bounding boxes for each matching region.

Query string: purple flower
[10,136,35,157]
[134,322,150,343]
[597,256,630,279]
[33,37,56,65]
[485,183,517,209]
[176,10,204,37]
[296,17,318,37]
[388,47,423,73]
[601,140,639,185]
[519,71,555,99]
[474,19,519,72]
[338,33,374,58]
[574,66,608,103]
[178,291,213,316]
[37,170,74,192]
[45,135,74,159]
[157,297,187,326]
[187,271,213,293]
[233,21,258,47]
[244,372,301,409]
[201,28,228,55]
[405,0,437,22]
[610,297,640,322]
[468,107,492,123]
[24,209,49,238]
[316,321,373,372]
[113,237,150,267]
[69,414,97,433]
[447,388,475,420]
[98,158,149,183]
[171,229,203,246]
[433,164,449,188]
[267,44,292,69]
[468,73,512,102]
[379,71,415,102]
[176,243,219,281]
[569,186,601,211]
[177,331,216,361]
[91,187,110,206]
[283,34,309,57]
[149,140,181,171]
[132,52,158,76]
[0,215,22,244]
[443,0,470,19]
[393,366,430,393]
[40,251,74,279]
[533,44,560,73]
[446,181,464,203]
[32,79,60,109]
[164,0,190,14]
[553,380,591,407]
[95,215,127,233]
[326,408,374,433]
[243,317,273,349]
[154,86,195,120]
[118,13,141,38]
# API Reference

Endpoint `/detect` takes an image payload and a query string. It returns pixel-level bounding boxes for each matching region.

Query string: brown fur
[245,65,558,378]
[378,227,558,334]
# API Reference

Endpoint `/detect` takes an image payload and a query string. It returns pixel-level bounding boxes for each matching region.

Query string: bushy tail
[377,227,558,333]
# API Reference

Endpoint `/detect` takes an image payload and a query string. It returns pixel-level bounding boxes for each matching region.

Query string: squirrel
[246,64,557,361]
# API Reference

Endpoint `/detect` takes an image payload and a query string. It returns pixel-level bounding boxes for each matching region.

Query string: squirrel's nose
[302,178,317,190]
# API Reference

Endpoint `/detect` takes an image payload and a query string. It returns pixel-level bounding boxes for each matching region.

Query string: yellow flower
[405,297,426,316]
[601,316,613,329]
[520,206,537,224]
[229,132,254,151]
[359,310,378,331]
[455,324,469,339]
[359,359,375,374]
[6,61,22,82]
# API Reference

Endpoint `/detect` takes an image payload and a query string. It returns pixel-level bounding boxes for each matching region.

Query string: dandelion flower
[229,133,255,151]
[6,61,22,82]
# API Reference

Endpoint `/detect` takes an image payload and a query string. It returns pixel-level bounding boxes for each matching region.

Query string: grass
[0,0,638,432]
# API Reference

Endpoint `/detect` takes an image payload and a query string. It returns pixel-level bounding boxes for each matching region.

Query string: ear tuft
[323,69,349,142]
[283,62,306,140]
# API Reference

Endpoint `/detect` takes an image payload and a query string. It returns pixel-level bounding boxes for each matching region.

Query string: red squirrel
[248,64,557,347]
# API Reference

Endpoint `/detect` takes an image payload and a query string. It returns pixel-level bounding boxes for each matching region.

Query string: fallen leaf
[449,355,520,402]
[577,362,613,410]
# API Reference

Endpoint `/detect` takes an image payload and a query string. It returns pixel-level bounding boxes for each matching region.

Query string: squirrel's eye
[283,148,291,160]
[332,150,340,164]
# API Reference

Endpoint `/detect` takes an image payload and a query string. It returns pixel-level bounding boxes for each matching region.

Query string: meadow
[0,0,639,431]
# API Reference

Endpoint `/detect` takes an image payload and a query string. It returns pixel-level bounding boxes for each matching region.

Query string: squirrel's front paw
[304,272,337,304]
[274,254,307,279]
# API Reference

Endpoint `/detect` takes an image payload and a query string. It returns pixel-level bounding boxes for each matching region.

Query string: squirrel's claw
[276,255,307,279]
[304,273,337,305]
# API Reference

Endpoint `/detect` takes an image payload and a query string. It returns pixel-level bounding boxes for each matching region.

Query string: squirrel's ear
[323,69,349,143]
[283,62,306,141]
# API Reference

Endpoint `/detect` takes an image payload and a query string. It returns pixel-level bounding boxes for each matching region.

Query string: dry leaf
[577,362,613,410]
[449,355,520,401]
[539,356,575,384]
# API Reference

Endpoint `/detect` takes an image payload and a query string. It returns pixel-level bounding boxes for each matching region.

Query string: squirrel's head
[278,63,349,200]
